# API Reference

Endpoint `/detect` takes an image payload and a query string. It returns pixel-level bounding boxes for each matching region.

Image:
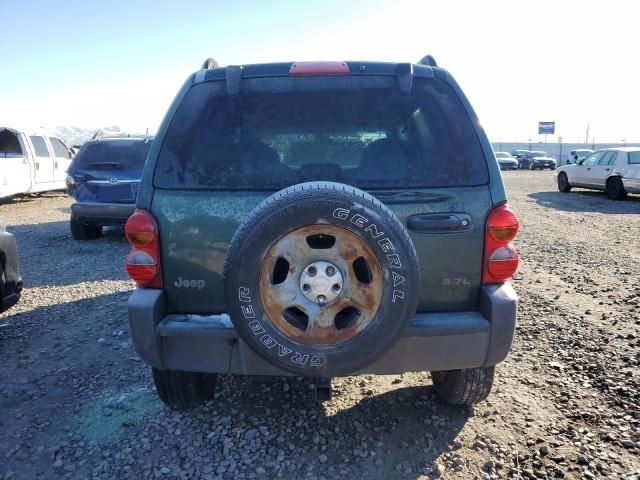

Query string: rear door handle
[407,213,472,233]
[586,167,591,170]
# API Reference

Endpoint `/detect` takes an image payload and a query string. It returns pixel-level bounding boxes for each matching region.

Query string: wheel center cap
[300,261,343,304]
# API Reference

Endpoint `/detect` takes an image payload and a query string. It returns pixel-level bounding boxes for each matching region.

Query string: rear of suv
[67,136,152,240]
[127,57,520,408]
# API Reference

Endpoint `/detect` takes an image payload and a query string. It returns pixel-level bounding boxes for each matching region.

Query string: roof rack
[417,55,438,67]
[201,58,219,70]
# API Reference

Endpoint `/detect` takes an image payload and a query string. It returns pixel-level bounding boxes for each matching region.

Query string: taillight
[125,209,162,288]
[483,204,520,284]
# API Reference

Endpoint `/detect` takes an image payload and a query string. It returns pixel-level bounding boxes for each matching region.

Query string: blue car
[66,136,152,240]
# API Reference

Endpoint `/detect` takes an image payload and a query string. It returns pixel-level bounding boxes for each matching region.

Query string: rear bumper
[622,177,640,193]
[71,202,135,226]
[0,232,22,313]
[128,284,517,376]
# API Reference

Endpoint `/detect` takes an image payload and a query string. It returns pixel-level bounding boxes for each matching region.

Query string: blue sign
[538,122,555,134]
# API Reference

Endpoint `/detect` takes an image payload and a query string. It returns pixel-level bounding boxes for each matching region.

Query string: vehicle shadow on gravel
[173,375,471,478]
[0,192,68,206]
[7,221,130,288]
[529,190,640,213]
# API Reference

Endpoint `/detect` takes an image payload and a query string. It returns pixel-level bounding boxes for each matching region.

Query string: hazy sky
[1,0,638,142]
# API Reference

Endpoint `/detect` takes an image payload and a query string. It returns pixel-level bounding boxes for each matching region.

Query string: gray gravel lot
[1,172,639,479]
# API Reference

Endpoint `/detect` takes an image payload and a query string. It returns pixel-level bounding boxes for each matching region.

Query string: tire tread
[152,368,217,408]
[70,217,102,240]
[432,366,495,405]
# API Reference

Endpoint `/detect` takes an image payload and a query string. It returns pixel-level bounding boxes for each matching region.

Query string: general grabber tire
[224,182,420,377]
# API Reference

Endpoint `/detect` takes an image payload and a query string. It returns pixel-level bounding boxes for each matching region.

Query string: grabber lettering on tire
[224,182,420,377]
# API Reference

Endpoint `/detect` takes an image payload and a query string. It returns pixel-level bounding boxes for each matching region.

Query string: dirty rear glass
[154,76,488,190]
[72,141,151,171]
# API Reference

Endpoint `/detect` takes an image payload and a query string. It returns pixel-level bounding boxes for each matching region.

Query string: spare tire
[224,182,419,377]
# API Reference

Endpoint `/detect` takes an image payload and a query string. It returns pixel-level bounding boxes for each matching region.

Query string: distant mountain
[52,126,147,147]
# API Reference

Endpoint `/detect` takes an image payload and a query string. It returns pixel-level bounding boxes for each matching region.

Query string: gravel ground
[1,172,639,479]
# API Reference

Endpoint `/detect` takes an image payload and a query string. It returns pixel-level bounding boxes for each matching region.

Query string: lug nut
[325,266,336,276]
[307,266,317,276]
[302,284,311,291]
[317,295,327,304]
[332,284,341,292]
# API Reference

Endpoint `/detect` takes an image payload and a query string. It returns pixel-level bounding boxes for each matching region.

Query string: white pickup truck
[0,127,73,200]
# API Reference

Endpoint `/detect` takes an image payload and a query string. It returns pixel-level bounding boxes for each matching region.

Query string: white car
[0,127,73,200]
[556,147,640,199]
[567,149,593,165]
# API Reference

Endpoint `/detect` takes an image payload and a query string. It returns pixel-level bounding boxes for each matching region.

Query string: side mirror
[574,155,579,160]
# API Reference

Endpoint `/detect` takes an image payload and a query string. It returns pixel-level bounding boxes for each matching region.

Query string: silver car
[495,151,519,170]
[556,147,640,199]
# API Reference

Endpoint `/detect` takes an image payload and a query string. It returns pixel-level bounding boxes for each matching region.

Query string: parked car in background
[0,127,73,200]
[567,149,594,165]
[125,57,519,409]
[495,152,519,170]
[0,217,22,313]
[66,136,152,240]
[556,147,640,199]
[511,149,530,164]
[528,151,556,170]
[517,151,535,169]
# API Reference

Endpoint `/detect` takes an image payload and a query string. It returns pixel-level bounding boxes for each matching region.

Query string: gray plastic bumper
[128,283,517,375]
[71,202,135,226]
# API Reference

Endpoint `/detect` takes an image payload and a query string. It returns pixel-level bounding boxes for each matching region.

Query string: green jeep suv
[126,56,520,408]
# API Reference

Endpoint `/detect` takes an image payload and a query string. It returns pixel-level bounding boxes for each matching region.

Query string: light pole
[558,136,563,166]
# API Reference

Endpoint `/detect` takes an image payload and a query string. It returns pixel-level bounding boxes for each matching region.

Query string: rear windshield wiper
[85,162,122,169]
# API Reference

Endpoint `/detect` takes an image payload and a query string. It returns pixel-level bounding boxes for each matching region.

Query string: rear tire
[431,366,495,405]
[606,177,627,200]
[557,172,572,192]
[70,217,102,240]
[152,367,217,408]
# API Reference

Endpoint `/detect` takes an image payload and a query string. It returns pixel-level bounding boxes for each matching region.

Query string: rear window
[72,141,151,170]
[154,76,488,190]
[0,129,23,156]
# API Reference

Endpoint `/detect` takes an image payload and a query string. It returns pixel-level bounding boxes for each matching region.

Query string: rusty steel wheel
[224,182,420,377]
[259,224,383,346]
